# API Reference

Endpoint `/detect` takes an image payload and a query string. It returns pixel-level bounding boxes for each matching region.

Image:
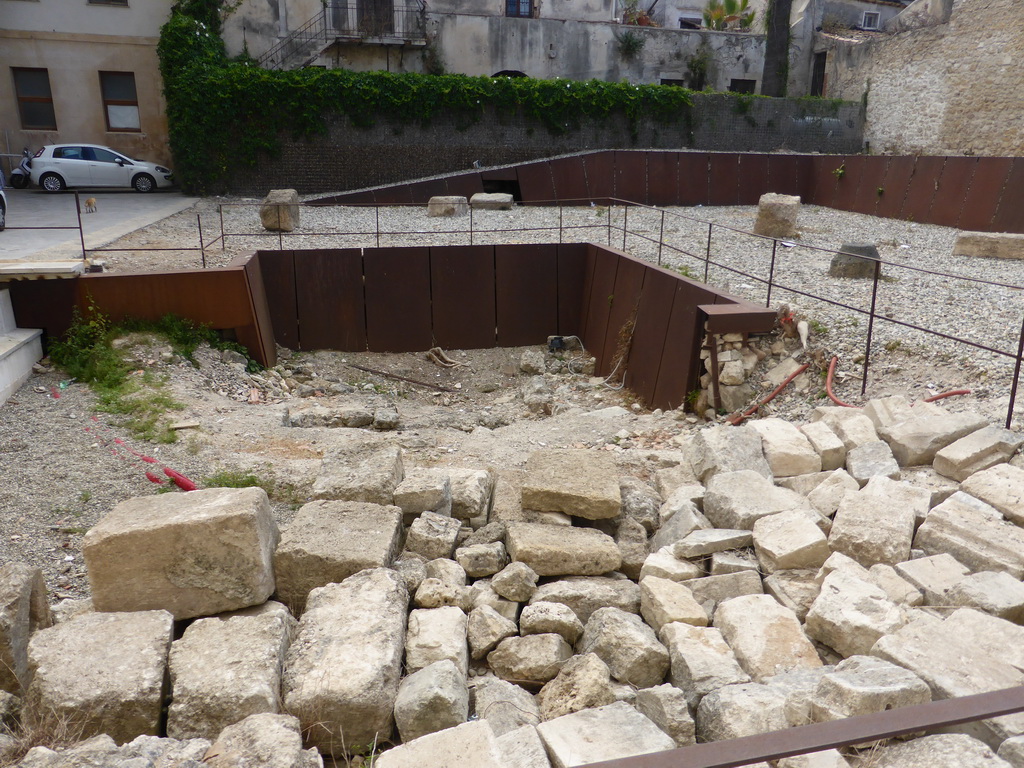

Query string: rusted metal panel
[580,244,620,371]
[600,253,647,380]
[768,154,800,197]
[850,156,889,216]
[430,245,497,349]
[584,151,616,203]
[615,151,648,204]
[647,152,679,206]
[678,152,710,205]
[256,250,298,349]
[624,265,677,406]
[445,172,486,199]
[651,280,705,410]
[479,167,518,182]
[736,154,771,205]
[495,244,559,346]
[993,158,1024,234]
[901,156,946,223]
[928,156,977,227]
[239,254,279,367]
[550,156,590,204]
[407,178,449,204]
[807,155,844,208]
[295,249,367,351]
[8,278,77,344]
[701,302,777,334]
[557,242,589,338]
[876,155,917,219]
[516,161,556,204]
[960,157,1014,231]
[364,246,432,351]
[791,154,817,201]
[708,153,741,205]
[372,185,413,205]
[832,155,868,213]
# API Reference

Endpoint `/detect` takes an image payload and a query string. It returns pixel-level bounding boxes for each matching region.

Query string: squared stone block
[521,449,621,519]
[537,702,676,768]
[393,468,452,518]
[83,487,279,620]
[312,437,404,505]
[427,196,469,217]
[506,522,621,576]
[0,563,52,695]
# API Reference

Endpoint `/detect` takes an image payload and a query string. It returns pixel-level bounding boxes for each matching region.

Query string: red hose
[728,363,810,425]
[922,389,972,402]
[826,356,858,408]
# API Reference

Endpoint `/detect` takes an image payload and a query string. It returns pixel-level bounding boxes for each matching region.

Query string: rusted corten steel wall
[317,150,1024,233]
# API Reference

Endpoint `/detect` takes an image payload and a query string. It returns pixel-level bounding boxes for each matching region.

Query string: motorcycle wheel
[10,174,28,189]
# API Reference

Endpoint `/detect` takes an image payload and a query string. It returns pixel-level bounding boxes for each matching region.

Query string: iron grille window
[12,68,57,130]
[506,0,533,18]
[100,71,141,131]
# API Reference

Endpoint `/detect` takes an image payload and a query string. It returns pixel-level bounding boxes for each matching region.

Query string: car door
[86,147,133,187]
[52,146,91,186]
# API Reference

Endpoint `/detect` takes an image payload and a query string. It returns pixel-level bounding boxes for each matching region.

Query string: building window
[88,0,130,6]
[728,78,757,93]
[99,71,141,131]
[506,0,532,18]
[12,68,57,130]
[678,15,701,29]
[862,11,880,29]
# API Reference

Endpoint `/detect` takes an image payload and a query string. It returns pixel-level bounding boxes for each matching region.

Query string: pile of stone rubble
[5,394,1024,767]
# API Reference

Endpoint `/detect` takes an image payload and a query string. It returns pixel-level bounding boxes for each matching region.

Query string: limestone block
[943,609,1024,674]
[776,750,850,768]
[809,407,879,451]
[658,622,751,709]
[425,558,467,587]
[471,676,540,736]
[168,602,296,740]
[672,529,752,559]
[754,193,801,239]
[753,509,830,573]
[901,466,959,513]
[619,476,662,534]
[946,571,1024,622]
[696,682,789,741]
[448,468,494,521]
[470,192,514,210]
[529,577,640,623]
[578,607,669,688]
[311,438,404,504]
[914,491,1024,577]
[650,501,712,550]
[615,517,649,580]
[719,360,745,386]
[763,570,821,621]
[468,606,517,660]
[282,569,408,755]
[961,463,1024,525]
[406,606,468,675]
[634,683,696,747]
[882,412,988,467]
[809,655,930,722]
[765,356,805,388]
[954,231,1024,260]
[491,561,538,602]
[521,450,620,520]
[519,602,584,645]
[0,563,51,694]
[687,425,772,482]
[394,660,468,743]
[393,468,452,518]
[655,459,700,499]
[750,418,822,477]
[845,440,901,486]
[505,522,621,576]
[536,653,617,720]
[704,470,815,530]
[536,701,675,768]
[641,548,705,582]
[710,550,760,575]
[406,512,462,560]
[469,580,517,621]
[800,421,847,471]
[776,471,833,496]
[828,243,879,279]
[807,469,860,517]
[868,564,924,606]
[682,570,764,618]
[762,666,835,727]
[25,610,173,744]
[870,734,1012,768]
[714,594,822,681]
[393,553,428,594]
[487,634,573,685]
[933,425,1024,482]
[818,550,871,580]
[414,578,473,611]
[259,189,299,232]
[495,725,550,768]
[805,569,905,658]
[83,487,279,620]
[273,500,403,614]
[204,712,321,768]
[456,542,508,578]
[426,196,469,217]
[894,553,970,605]
[640,576,707,631]
[828,478,918,567]
[374,721,503,768]
[863,395,915,433]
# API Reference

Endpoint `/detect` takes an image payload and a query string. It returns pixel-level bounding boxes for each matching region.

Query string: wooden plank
[364,246,432,351]
[876,155,917,220]
[647,152,679,207]
[901,156,946,223]
[960,157,1013,232]
[295,249,367,351]
[736,154,771,205]
[929,157,977,227]
[255,250,298,349]
[708,153,740,205]
[678,153,710,205]
[495,244,559,346]
[615,150,648,204]
[600,254,647,380]
[557,243,589,338]
[430,245,496,349]
[623,265,677,407]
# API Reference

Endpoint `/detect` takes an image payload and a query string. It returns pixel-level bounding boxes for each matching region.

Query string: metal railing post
[198,213,206,269]
[704,222,712,283]
[766,239,778,307]
[657,209,665,266]
[74,191,86,260]
[1007,315,1024,429]
[861,258,882,395]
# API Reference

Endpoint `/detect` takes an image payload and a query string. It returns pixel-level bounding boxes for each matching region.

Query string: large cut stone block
[406,606,469,675]
[946,571,1024,622]
[471,677,540,736]
[845,441,901,486]
[312,436,404,504]
[961,463,1024,526]
[536,702,675,768]
[529,577,640,623]
[427,196,469,217]
[828,243,880,279]
[933,425,1024,482]
[805,569,905,658]
[704,470,815,529]
[168,601,296,740]
[640,576,707,631]
[635,683,696,747]
[867,734,1012,768]
[83,487,279,620]
[470,192,514,210]
[753,510,830,573]
[578,607,669,688]
[393,468,452,518]
[800,421,847,471]
[0,563,52,695]
[536,652,617,721]
[282,569,408,755]
[750,418,822,477]
[394,660,468,743]
[682,570,764,618]
[659,622,750,709]
[505,522,621,576]
[449,468,495,521]
[714,595,821,681]
[809,408,878,451]
[914,491,1024,577]
[954,231,1024,260]
[754,193,800,238]
[828,477,919,567]
[406,511,462,561]
[697,682,789,741]
[375,720,503,768]
[26,610,173,744]
[882,412,988,466]
[487,634,573,685]
[809,655,930,722]
[274,500,403,614]
[259,189,299,232]
[687,425,772,482]
[204,712,321,768]
[521,450,621,520]
[895,553,970,605]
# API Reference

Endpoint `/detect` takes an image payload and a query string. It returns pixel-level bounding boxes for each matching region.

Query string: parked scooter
[9,148,32,189]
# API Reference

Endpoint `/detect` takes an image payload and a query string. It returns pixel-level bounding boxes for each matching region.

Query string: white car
[29,144,174,193]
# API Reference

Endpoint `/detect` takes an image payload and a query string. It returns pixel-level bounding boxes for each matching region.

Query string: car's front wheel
[39,173,65,193]
[132,174,155,193]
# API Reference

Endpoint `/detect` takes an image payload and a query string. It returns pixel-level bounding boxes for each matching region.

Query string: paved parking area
[0,187,198,262]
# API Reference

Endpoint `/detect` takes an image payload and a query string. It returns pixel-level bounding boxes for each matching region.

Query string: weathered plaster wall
[823,0,1024,156]
[224,0,324,60]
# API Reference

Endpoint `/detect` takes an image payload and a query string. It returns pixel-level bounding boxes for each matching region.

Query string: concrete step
[0,321,44,405]
[0,288,15,335]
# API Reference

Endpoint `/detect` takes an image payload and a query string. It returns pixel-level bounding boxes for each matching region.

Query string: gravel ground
[4,195,1023,604]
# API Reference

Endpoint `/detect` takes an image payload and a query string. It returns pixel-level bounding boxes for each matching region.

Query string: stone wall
[821,0,1024,156]
[228,95,862,195]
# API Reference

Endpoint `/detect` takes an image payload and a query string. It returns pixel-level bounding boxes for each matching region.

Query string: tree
[761,0,793,96]
[702,0,756,31]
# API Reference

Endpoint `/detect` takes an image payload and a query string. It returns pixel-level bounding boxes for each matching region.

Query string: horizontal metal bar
[582,686,1024,768]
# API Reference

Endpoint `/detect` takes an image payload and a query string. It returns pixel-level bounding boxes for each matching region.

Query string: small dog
[83,197,97,214]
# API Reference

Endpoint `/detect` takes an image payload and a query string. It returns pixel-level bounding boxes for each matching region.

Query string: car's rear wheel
[132,173,155,193]
[40,173,65,193]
